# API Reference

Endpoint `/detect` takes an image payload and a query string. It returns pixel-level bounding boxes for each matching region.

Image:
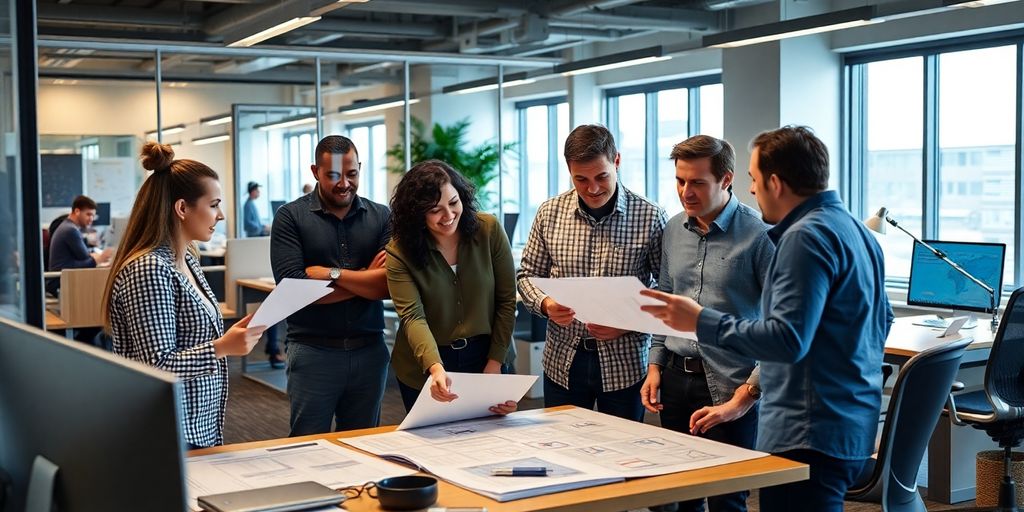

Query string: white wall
[38,80,288,235]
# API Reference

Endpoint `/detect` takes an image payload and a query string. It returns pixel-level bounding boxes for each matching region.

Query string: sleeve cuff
[696,307,726,347]
[488,342,511,364]
[648,345,669,366]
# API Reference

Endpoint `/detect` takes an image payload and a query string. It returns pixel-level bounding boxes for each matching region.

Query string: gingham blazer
[517,185,667,392]
[109,244,227,447]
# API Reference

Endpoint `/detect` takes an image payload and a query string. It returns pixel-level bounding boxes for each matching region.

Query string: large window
[347,122,388,205]
[606,77,723,218]
[513,96,569,245]
[846,38,1022,288]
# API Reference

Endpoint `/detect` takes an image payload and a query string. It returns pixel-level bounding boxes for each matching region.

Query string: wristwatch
[328,267,341,280]
[746,383,762,400]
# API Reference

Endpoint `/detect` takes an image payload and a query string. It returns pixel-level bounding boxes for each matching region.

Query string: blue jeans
[758,449,866,512]
[543,348,644,421]
[286,340,389,436]
[397,336,492,412]
[263,325,281,356]
[656,362,758,512]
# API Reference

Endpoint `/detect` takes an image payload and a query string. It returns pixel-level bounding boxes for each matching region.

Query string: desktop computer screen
[271,200,286,216]
[0,318,188,511]
[907,240,1006,313]
[93,201,111,227]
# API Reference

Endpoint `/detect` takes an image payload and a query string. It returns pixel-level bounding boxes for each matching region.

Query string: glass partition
[0,0,22,320]
[233,104,317,238]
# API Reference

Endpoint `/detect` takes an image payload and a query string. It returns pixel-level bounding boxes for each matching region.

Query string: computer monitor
[503,212,519,242]
[907,240,1006,314]
[0,318,188,511]
[271,200,286,216]
[92,202,111,227]
[103,215,129,248]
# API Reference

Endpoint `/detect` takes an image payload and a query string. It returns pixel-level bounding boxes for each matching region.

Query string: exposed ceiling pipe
[681,0,773,10]
[547,0,645,17]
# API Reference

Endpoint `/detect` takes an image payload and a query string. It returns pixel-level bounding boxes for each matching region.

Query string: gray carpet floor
[222,350,978,511]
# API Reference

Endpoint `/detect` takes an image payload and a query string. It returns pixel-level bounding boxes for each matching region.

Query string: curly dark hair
[390,159,480,268]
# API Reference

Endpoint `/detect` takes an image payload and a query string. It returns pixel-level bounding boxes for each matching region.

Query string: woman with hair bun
[102,141,266,448]
[386,159,517,414]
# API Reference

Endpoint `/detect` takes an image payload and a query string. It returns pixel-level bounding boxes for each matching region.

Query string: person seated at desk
[386,160,517,415]
[102,141,266,449]
[47,194,113,296]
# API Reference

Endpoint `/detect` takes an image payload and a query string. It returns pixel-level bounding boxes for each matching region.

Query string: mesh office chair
[947,286,1024,512]
[846,336,972,511]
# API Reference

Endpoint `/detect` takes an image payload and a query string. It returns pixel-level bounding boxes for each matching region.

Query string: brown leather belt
[668,352,705,374]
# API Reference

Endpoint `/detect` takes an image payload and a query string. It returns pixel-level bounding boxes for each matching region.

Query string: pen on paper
[490,466,549,477]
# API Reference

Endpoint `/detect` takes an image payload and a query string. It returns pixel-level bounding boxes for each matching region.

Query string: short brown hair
[71,195,97,211]
[669,135,735,182]
[564,124,617,165]
[751,125,829,196]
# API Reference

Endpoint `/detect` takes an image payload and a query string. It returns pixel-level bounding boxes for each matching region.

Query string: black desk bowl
[375,475,438,510]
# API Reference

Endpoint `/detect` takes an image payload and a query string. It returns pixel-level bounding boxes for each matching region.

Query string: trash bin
[976,450,1024,507]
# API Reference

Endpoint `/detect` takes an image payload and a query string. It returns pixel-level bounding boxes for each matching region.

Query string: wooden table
[190,408,808,512]
[884,314,997,504]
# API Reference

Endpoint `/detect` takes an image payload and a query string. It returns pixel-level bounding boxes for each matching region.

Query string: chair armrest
[946,392,967,426]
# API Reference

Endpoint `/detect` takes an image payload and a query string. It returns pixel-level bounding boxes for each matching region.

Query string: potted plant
[387,117,515,212]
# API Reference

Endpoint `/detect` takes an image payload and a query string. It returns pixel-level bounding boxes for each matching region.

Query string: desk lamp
[864,207,998,332]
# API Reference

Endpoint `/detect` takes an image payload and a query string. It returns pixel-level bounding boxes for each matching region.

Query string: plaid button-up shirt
[517,184,667,392]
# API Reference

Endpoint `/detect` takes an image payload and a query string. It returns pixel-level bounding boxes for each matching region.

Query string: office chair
[846,336,972,511]
[946,286,1024,512]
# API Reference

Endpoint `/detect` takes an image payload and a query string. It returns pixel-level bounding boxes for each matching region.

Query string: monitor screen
[271,200,286,216]
[907,240,1006,313]
[93,201,111,226]
[0,318,188,511]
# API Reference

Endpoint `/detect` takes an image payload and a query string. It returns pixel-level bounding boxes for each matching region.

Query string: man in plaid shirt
[517,124,667,421]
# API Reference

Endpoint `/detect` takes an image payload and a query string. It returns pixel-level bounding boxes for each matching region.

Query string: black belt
[667,352,705,374]
[578,337,599,352]
[443,334,488,350]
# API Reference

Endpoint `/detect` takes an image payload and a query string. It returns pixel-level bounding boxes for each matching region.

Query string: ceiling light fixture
[201,114,232,126]
[227,16,322,48]
[192,134,231,146]
[338,96,420,115]
[441,71,548,95]
[554,47,671,77]
[703,6,878,48]
[254,115,317,131]
[145,124,187,139]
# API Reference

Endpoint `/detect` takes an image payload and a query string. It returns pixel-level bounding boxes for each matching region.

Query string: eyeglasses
[338,481,378,500]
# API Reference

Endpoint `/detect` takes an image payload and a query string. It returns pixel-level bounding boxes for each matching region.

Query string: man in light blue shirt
[642,135,774,512]
[641,126,892,512]
[244,181,269,238]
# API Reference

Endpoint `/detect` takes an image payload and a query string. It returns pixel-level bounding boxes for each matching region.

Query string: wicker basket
[976,450,1024,507]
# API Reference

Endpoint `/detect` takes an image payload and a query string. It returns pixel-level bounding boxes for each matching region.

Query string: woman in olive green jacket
[386,159,517,413]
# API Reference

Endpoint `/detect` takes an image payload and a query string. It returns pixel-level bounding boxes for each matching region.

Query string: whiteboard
[86,158,137,216]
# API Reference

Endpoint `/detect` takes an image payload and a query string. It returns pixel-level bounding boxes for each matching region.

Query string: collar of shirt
[307,188,366,219]
[574,182,626,223]
[767,190,841,244]
[683,193,739,236]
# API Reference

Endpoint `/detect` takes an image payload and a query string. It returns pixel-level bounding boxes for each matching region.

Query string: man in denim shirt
[642,135,774,512]
[642,126,892,512]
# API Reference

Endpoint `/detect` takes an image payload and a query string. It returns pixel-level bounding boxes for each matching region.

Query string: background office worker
[641,126,892,512]
[517,124,667,421]
[243,181,270,237]
[102,141,265,449]
[271,135,391,435]
[47,194,113,295]
[642,135,774,512]
[386,160,517,414]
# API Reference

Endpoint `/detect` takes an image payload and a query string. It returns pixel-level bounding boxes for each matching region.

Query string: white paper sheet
[186,440,415,511]
[528,276,696,338]
[249,278,332,328]
[398,372,538,430]
[343,408,769,502]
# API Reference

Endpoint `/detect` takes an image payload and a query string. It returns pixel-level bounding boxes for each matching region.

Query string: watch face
[329,268,340,279]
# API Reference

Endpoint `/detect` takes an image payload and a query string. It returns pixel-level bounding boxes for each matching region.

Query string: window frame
[842,31,1024,289]
[605,74,721,201]
[513,95,568,245]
